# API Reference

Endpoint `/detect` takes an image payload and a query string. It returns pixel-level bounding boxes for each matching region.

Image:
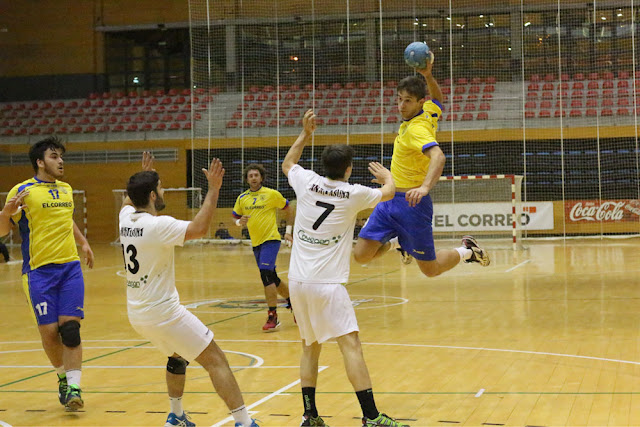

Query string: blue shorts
[252,240,281,270]
[358,193,436,261]
[22,261,85,325]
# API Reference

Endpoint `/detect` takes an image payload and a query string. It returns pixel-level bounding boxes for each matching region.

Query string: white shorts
[130,306,214,362]
[289,280,359,345]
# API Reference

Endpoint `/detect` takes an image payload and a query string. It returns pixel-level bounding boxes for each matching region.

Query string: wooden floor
[1,238,640,427]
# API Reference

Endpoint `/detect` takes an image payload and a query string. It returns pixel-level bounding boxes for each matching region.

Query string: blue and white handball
[404,41,434,69]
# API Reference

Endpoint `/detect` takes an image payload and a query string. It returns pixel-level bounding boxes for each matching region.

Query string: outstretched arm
[416,57,444,105]
[122,151,155,208]
[368,162,396,202]
[282,110,317,176]
[184,158,225,241]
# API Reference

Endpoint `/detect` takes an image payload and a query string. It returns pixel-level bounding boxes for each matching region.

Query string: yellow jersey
[390,100,443,188]
[6,177,79,273]
[233,186,288,247]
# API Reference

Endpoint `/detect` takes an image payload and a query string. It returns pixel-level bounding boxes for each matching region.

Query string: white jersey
[287,164,382,283]
[119,205,190,325]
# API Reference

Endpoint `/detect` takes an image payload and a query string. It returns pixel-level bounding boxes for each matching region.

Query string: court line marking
[5,339,640,366]
[211,365,329,427]
[0,421,13,427]
[0,365,300,369]
[475,388,485,397]
[505,259,531,272]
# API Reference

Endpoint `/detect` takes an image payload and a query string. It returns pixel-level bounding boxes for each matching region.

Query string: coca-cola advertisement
[566,199,640,222]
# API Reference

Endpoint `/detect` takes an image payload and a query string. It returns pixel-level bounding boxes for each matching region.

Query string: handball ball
[404,41,434,69]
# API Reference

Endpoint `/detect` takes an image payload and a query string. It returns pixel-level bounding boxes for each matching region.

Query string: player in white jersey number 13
[282,110,410,427]
[119,152,257,427]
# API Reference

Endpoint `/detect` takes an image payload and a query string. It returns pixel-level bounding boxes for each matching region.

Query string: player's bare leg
[164,354,194,426]
[416,249,462,277]
[335,332,372,390]
[38,323,64,370]
[300,341,326,426]
[353,238,386,264]
[58,315,83,410]
[276,279,290,299]
[264,284,279,308]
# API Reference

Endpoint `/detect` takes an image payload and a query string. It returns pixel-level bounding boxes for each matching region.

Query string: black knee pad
[58,320,81,348]
[260,268,281,287]
[167,356,189,375]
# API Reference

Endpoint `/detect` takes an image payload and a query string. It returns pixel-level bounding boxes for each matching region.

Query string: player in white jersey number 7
[119,153,257,427]
[282,110,410,427]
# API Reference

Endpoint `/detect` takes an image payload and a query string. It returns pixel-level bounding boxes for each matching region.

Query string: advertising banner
[433,202,554,231]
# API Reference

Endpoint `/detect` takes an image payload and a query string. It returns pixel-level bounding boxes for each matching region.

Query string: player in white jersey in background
[282,110,410,427]
[119,153,257,427]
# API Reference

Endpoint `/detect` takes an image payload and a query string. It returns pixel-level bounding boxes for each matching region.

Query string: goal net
[187,0,640,244]
[0,190,87,247]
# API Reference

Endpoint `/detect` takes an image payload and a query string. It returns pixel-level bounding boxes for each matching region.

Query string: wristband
[235,218,242,226]
[285,225,293,234]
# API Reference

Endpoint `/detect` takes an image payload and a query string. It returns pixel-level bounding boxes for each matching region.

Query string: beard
[44,163,64,179]
[154,195,166,212]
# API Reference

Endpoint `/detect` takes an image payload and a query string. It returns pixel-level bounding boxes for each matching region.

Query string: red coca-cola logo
[568,201,627,222]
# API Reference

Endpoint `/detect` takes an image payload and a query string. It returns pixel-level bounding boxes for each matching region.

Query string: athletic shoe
[362,413,410,427]
[234,420,259,427]
[57,374,68,405]
[461,235,490,266]
[64,385,84,411]
[397,248,413,265]
[300,414,329,426]
[165,412,195,427]
[262,310,280,332]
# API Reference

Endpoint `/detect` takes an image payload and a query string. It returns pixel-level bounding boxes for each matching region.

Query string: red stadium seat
[571,90,583,98]
[602,90,614,98]
[445,114,458,121]
[619,89,630,97]
[528,83,540,91]
[603,80,614,89]
[169,122,181,130]
[341,117,354,125]
[524,111,535,119]
[529,74,540,82]
[464,103,476,111]
[542,92,553,99]
[479,103,491,111]
[587,81,599,89]
[327,118,339,125]
[154,123,167,131]
[573,73,585,80]
[572,82,584,90]
[617,80,629,88]
[554,110,566,118]
[226,121,238,128]
[569,110,582,118]
[570,100,582,108]
[542,83,554,91]
[525,101,536,110]
[141,123,152,131]
[476,112,488,120]
[585,109,597,117]
[385,115,398,123]
[618,71,630,79]
[586,90,598,98]
[601,108,613,116]
[356,117,369,125]
[539,110,551,118]
[602,99,614,107]
[617,108,630,116]
[461,113,473,121]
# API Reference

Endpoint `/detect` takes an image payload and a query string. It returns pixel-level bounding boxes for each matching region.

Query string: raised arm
[416,57,444,105]
[282,110,317,176]
[122,151,155,208]
[184,158,225,241]
[368,162,396,202]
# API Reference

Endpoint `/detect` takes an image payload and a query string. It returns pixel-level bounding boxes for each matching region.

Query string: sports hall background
[1,0,639,243]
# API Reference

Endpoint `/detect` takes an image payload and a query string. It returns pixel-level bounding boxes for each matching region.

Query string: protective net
[187,0,640,242]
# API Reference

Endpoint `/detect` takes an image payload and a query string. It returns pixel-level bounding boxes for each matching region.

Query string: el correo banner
[565,200,640,222]
[433,202,554,231]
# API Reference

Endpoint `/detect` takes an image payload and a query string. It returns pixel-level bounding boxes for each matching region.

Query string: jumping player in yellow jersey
[0,137,94,411]
[233,164,293,331]
[354,56,490,277]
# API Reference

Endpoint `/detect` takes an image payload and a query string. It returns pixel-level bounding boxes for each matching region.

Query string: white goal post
[430,175,523,250]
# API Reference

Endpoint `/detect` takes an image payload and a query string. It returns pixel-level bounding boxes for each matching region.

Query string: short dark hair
[244,163,267,183]
[398,75,427,100]
[126,171,160,208]
[322,145,354,180]
[29,136,66,173]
